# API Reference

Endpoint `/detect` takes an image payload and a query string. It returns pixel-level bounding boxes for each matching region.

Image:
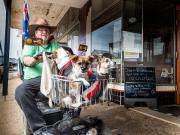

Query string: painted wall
[0,1,6,55]
[9,28,22,59]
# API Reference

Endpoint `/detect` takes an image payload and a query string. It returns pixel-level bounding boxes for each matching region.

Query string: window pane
[122,0,143,82]
[143,0,175,85]
[92,18,122,58]
[91,0,123,81]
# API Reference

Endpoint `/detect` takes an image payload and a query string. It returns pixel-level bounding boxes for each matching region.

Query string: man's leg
[15,77,46,132]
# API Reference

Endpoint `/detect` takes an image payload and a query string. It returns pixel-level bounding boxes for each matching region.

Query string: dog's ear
[70,55,79,63]
[88,56,94,63]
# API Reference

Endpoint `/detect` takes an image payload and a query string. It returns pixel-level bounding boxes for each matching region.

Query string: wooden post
[176,4,180,104]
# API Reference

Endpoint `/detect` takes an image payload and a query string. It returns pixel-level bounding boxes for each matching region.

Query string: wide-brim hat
[28,18,56,36]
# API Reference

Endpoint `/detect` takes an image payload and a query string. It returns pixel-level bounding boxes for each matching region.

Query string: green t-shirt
[22,42,60,80]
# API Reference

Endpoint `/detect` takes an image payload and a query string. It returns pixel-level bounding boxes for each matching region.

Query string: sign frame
[124,66,157,109]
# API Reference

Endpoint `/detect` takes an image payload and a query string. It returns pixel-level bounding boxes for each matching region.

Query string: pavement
[0,76,180,135]
[0,78,23,135]
[131,105,180,127]
[81,103,180,135]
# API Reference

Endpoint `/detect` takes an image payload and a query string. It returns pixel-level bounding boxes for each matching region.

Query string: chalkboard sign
[125,83,156,98]
[124,67,157,108]
[124,67,155,83]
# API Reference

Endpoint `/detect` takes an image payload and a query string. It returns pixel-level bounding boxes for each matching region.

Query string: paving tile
[0,77,180,135]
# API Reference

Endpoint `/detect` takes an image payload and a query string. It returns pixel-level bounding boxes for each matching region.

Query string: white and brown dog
[95,53,114,77]
[92,53,115,103]
[66,55,94,107]
[54,49,94,108]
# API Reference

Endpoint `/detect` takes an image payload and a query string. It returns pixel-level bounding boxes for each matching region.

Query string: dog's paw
[62,96,72,107]
[79,78,90,87]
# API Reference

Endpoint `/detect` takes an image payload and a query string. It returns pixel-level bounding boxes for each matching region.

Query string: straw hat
[28,18,56,36]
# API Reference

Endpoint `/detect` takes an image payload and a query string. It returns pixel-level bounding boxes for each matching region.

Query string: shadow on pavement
[157,105,180,117]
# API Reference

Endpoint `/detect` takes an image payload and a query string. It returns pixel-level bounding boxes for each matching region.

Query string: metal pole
[2,0,11,96]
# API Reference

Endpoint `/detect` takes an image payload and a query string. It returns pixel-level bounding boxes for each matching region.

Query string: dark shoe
[34,126,60,135]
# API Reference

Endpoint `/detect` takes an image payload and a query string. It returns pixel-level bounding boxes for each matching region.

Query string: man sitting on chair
[15,18,61,135]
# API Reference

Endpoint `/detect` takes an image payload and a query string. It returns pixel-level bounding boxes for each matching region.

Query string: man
[15,18,61,135]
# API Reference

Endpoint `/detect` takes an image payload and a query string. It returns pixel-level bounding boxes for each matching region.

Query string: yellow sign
[25,38,43,46]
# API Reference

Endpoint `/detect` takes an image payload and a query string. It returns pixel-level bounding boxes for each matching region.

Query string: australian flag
[22,0,30,40]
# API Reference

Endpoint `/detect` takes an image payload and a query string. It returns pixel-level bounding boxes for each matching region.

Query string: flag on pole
[22,0,30,40]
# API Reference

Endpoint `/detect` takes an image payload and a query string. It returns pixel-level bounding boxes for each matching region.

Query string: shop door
[176,5,180,104]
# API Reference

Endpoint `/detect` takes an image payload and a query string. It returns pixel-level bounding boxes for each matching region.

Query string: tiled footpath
[0,77,180,135]
[0,78,23,135]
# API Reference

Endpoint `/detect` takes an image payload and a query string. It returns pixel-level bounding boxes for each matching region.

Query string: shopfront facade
[55,0,180,106]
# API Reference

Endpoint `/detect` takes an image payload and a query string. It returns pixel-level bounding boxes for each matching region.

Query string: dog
[92,53,115,103]
[69,55,94,82]
[94,53,114,77]
[54,50,95,108]
[67,55,94,107]
[93,53,114,79]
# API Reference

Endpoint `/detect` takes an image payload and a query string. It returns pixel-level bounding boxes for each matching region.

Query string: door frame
[176,4,180,104]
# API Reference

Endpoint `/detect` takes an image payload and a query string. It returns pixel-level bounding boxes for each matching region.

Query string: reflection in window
[92,18,122,59]
[143,0,175,85]
[122,0,143,84]
[153,37,164,56]
[91,18,122,81]
[123,0,175,85]
[91,0,175,85]
[122,31,142,62]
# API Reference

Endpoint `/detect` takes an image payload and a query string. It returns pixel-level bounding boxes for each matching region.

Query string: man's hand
[35,55,43,63]
[23,56,42,66]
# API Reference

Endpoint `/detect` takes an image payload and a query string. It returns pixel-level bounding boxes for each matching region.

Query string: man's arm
[23,55,42,66]
[22,45,43,66]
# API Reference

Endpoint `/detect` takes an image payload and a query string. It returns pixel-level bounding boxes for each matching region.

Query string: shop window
[92,0,122,31]
[92,0,120,20]
[122,0,175,85]
[92,18,122,58]
[143,0,175,85]
[91,0,123,82]
[122,0,143,82]
[91,0,175,85]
